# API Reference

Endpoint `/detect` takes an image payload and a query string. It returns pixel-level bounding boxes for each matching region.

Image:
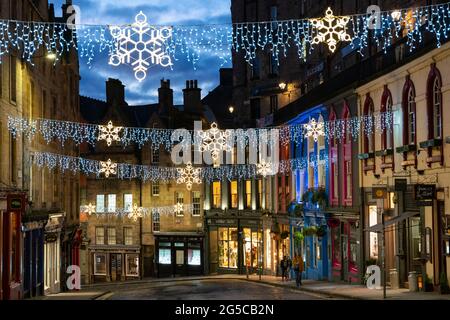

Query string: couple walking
[280,255,304,287]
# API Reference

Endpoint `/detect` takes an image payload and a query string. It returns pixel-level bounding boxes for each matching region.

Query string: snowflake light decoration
[310,7,351,53]
[99,159,117,178]
[81,203,96,215]
[198,122,232,161]
[109,11,173,81]
[304,118,325,142]
[128,203,144,221]
[257,159,274,177]
[98,121,123,146]
[176,162,202,191]
[174,203,184,215]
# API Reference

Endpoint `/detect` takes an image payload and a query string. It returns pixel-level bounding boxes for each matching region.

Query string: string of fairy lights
[0,3,448,80]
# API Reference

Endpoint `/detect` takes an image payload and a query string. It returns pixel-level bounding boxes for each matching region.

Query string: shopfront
[303,211,329,281]
[23,219,45,298]
[89,245,141,283]
[44,213,64,295]
[207,217,263,275]
[1,194,26,300]
[155,233,204,277]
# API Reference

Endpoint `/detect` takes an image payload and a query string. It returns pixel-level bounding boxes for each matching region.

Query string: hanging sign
[372,187,387,199]
[414,184,436,201]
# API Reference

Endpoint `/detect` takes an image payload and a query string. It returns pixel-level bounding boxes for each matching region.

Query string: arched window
[427,65,443,140]
[329,108,338,205]
[380,86,393,151]
[342,103,352,205]
[364,95,375,154]
[402,77,416,146]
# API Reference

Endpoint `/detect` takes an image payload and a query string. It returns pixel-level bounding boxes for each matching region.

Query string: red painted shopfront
[1,194,26,300]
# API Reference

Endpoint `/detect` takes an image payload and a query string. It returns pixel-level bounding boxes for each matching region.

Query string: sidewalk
[245,274,450,300]
[30,291,112,300]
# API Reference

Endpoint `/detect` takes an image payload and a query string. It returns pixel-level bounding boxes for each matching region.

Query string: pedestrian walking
[280,256,288,281]
[287,256,293,280]
[295,255,304,287]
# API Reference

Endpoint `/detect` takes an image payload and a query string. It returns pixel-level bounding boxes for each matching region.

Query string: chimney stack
[158,79,173,114]
[106,78,125,106]
[183,79,202,115]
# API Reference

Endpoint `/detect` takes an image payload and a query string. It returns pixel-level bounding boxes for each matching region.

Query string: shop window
[192,191,201,216]
[94,253,106,275]
[410,217,422,260]
[10,212,18,281]
[158,248,171,264]
[369,205,379,260]
[124,194,133,212]
[107,227,116,245]
[175,192,184,216]
[212,181,221,209]
[218,227,238,268]
[230,180,238,209]
[244,180,252,209]
[96,194,105,213]
[124,227,133,245]
[316,237,321,262]
[95,227,105,245]
[152,211,160,232]
[107,194,116,212]
[188,249,201,265]
[332,226,341,268]
[126,254,139,276]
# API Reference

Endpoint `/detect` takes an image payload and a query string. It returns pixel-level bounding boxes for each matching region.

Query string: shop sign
[372,186,387,199]
[395,179,407,192]
[414,184,436,201]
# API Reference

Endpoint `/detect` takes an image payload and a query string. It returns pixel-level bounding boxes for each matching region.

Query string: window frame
[95,227,105,245]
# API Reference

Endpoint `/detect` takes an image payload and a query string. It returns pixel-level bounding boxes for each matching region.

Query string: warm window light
[46,52,57,60]
[279,82,287,90]
[391,10,401,21]
[229,106,234,113]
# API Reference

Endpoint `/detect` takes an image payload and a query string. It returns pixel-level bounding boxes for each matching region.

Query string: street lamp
[228,105,234,114]
[278,82,287,91]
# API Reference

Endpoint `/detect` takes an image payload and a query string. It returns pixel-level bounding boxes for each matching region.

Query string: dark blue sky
[52,0,232,105]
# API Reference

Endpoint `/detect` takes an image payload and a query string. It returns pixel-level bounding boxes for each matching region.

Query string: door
[341,224,348,281]
[110,254,122,281]
[175,249,185,276]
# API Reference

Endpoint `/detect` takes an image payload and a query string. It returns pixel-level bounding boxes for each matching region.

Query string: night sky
[51,0,232,105]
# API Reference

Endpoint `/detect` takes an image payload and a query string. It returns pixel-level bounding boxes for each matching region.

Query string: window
[212,181,221,209]
[107,194,116,212]
[407,87,416,145]
[342,106,352,203]
[158,247,171,264]
[10,56,16,102]
[10,133,16,184]
[42,89,46,118]
[433,77,442,138]
[151,147,159,164]
[256,179,263,209]
[96,195,105,213]
[126,254,139,276]
[230,180,238,209]
[107,227,116,245]
[124,227,133,245]
[270,95,278,113]
[333,163,338,199]
[329,110,338,203]
[124,194,133,212]
[250,56,260,79]
[244,180,252,209]
[385,93,394,150]
[218,227,238,268]
[152,181,160,196]
[364,96,375,153]
[95,227,105,245]
[369,206,378,260]
[175,192,184,216]
[94,253,106,275]
[152,211,160,232]
[192,191,201,216]
[188,249,201,265]
[345,161,352,199]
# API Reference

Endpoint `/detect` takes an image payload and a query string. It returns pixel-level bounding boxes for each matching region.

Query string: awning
[366,211,420,233]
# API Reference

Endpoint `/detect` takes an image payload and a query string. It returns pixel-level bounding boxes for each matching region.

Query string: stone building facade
[0,0,80,299]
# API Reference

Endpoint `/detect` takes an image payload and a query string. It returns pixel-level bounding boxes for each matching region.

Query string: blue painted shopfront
[23,225,45,298]
[286,105,331,281]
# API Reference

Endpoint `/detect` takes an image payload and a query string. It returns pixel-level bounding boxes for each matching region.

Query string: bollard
[408,271,418,292]
[389,269,399,289]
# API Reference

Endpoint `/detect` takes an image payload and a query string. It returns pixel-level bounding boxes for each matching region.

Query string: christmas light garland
[32,151,329,183]
[8,110,393,150]
[80,203,195,218]
[0,3,448,77]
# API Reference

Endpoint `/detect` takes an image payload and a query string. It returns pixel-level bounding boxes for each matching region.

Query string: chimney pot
[194,80,198,88]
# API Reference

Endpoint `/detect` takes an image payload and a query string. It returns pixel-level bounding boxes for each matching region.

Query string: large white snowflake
[257,159,274,177]
[176,162,202,191]
[99,159,117,178]
[109,11,173,81]
[198,122,232,161]
[128,204,145,221]
[98,121,123,146]
[304,118,325,142]
[310,7,351,53]
[81,203,96,215]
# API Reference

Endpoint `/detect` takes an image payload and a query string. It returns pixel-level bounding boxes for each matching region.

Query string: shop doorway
[110,254,122,282]
[341,229,349,281]
[242,228,261,274]
[174,245,186,276]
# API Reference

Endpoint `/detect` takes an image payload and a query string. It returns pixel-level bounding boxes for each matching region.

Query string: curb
[91,291,113,300]
[243,278,361,300]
